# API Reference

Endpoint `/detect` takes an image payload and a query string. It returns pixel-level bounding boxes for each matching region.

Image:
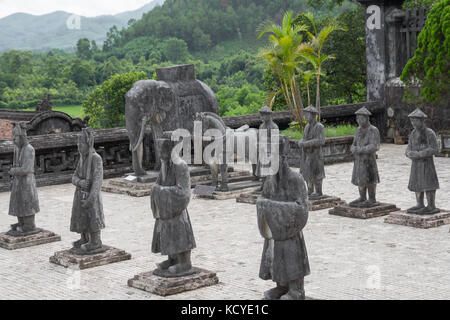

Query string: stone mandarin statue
[255,106,279,187]
[405,108,440,215]
[70,127,106,254]
[298,106,326,200]
[256,135,310,300]
[151,135,196,277]
[349,107,381,208]
[7,122,40,236]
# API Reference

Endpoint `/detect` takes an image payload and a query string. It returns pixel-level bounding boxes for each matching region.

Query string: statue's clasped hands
[78,179,89,189]
[81,198,93,209]
[8,167,16,176]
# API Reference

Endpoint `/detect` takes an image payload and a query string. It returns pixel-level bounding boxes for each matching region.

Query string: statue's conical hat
[304,105,319,114]
[259,106,273,114]
[408,108,428,118]
[355,107,372,116]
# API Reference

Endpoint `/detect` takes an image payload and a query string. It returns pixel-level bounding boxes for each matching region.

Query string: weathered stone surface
[196,181,261,200]
[128,267,219,296]
[126,64,219,176]
[1,144,450,300]
[0,127,150,192]
[222,101,384,130]
[49,245,131,270]
[384,210,450,229]
[257,136,310,300]
[329,203,400,219]
[309,196,345,211]
[237,193,343,211]
[437,133,450,158]
[102,168,252,197]
[0,229,61,250]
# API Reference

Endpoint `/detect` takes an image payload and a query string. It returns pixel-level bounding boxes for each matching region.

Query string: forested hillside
[0,0,365,124]
[0,0,165,52]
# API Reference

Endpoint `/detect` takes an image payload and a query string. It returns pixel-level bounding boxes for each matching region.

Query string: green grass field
[281,124,357,140]
[25,105,84,118]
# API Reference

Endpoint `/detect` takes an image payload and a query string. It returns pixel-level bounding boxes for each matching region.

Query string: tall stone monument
[50,128,131,269]
[0,122,61,249]
[385,108,450,228]
[329,107,399,219]
[128,134,218,296]
[125,64,219,179]
[256,135,310,300]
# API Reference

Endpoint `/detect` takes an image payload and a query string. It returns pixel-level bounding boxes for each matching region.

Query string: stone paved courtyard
[0,144,449,300]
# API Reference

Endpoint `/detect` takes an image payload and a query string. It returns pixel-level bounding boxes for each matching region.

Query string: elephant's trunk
[132,116,148,153]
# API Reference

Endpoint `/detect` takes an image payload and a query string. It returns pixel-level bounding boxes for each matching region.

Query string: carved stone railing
[223,101,385,134]
[0,128,154,192]
[287,136,355,168]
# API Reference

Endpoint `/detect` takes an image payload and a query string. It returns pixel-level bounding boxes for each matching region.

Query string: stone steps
[102,169,255,197]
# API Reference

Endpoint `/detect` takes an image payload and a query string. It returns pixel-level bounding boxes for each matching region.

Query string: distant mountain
[0,0,165,53]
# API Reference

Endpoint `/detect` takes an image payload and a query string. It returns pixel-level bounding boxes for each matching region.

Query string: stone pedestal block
[128,268,219,296]
[102,167,250,197]
[309,196,345,211]
[50,245,131,270]
[0,229,61,250]
[329,203,400,219]
[384,210,450,229]
[196,181,261,200]
[237,193,344,211]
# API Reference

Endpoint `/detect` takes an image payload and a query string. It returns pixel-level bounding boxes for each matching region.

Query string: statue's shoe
[359,200,379,208]
[407,206,425,214]
[263,286,289,300]
[309,193,327,200]
[9,223,20,231]
[417,206,441,215]
[72,238,88,249]
[280,290,306,300]
[73,242,107,255]
[153,264,196,278]
[349,198,366,207]
[156,259,176,271]
[5,228,41,237]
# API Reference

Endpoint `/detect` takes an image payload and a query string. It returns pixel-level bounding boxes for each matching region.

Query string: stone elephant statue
[125,64,219,177]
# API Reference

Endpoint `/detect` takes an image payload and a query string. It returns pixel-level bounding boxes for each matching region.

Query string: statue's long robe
[70,152,105,233]
[9,144,40,217]
[257,166,310,284]
[351,125,380,186]
[151,160,196,255]
[406,128,440,192]
[300,122,326,181]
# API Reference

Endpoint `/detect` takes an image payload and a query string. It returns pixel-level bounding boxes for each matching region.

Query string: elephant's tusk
[132,116,148,153]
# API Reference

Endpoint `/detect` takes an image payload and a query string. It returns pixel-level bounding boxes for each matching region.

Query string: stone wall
[385,80,450,143]
[0,109,88,139]
[287,136,354,168]
[0,128,154,192]
[223,101,385,134]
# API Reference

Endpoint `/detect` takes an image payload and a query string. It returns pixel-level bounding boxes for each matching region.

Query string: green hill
[0,0,165,53]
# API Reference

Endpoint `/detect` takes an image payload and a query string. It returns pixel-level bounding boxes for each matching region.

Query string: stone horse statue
[195,112,258,191]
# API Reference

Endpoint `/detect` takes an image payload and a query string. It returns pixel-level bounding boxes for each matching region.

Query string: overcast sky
[0,0,154,19]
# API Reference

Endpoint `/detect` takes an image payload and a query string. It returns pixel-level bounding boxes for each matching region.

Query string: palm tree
[298,13,345,119]
[257,11,308,128]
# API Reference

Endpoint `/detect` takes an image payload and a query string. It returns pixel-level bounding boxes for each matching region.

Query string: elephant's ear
[158,86,175,112]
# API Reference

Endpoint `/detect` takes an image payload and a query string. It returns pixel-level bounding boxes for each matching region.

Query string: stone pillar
[358,0,387,103]
[357,0,406,141]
